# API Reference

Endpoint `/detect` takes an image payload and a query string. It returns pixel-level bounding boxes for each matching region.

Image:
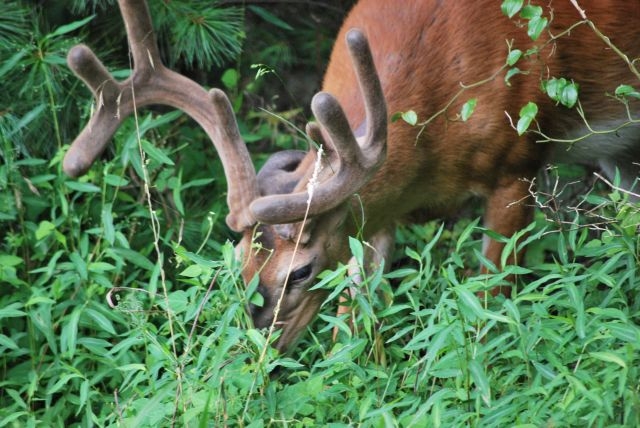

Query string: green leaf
[527,15,548,40]
[84,307,116,335]
[248,6,293,31]
[560,82,579,108]
[615,84,640,99]
[532,360,557,380]
[112,248,155,271]
[69,251,88,280]
[46,373,83,395]
[104,174,129,187]
[0,255,23,267]
[0,302,26,319]
[505,67,522,85]
[501,0,524,18]
[506,49,522,66]
[116,364,147,372]
[516,102,538,135]
[47,15,94,39]
[65,181,101,193]
[249,290,264,308]
[246,328,267,349]
[460,98,477,122]
[102,203,115,245]
[167,290,189,314]
[542,77,579,108]
[0,334,18,350]
[141,139,174,166]
[566,283,585,339]
[180,264,203,278]
[401,110,418,126]
[589,351,627,369]
[170,173,184,216]
[35,221,56,241]
[456,287,485,319]
[221,68,239,90]
[349,236,364,266]
[520,5,543,19]
[88,262,115,273]
[60,308,81,358]
[469,359,491,406]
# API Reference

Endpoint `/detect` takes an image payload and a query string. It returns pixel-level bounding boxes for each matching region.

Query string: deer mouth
[272,290,328,352]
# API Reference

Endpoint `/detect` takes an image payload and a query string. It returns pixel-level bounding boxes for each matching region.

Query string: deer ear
[257,150,308,196]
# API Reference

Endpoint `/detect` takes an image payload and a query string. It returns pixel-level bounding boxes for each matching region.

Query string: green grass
[1,121,639,426]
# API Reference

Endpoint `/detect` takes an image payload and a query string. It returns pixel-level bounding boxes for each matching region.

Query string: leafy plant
[1,1,639,427]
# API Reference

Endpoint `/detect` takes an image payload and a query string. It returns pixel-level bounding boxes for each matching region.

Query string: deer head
[64,0,386,351]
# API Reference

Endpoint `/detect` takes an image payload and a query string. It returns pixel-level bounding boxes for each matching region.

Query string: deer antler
[64,0,258,232]
[248,29,387,224]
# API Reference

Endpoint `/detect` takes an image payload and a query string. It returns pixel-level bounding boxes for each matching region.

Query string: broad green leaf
[35,221,56,240]
[167,290,189,314]
[516,102,538,135]
[501,0,524,18]
[520,5,542,19]
[401,110,418,126]
[460,98,477,122]
[221,68,239,90]
[180,264,203,278]
[527,15,547,40]
[506,49,522,66]
[615,84,640,99]
[506,66,522,83]
[561,82,579,108]
[0,255,23,267]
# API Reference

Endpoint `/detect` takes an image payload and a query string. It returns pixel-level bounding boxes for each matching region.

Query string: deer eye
[289,264,313,284]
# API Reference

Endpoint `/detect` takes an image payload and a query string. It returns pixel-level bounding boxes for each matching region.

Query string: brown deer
[64,0,640,352]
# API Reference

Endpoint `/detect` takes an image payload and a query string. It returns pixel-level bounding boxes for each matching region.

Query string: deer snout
[249,284,274,328]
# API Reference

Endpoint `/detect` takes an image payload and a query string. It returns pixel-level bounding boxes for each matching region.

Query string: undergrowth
[2,121,639,426]
[1,1,640,427]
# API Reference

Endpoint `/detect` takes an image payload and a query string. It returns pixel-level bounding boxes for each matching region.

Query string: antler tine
[64,0,259,231]
[249,29,387,224]
[117,0,161,71]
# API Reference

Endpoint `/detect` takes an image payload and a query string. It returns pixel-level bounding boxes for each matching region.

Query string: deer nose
[249,285,272,327]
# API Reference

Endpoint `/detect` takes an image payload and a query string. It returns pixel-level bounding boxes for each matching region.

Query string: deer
[64,0,640,352]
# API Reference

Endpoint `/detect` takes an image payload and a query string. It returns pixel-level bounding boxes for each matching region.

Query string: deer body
[65,0,640,352]
[324,0,639,232]
[245,0,640,348]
